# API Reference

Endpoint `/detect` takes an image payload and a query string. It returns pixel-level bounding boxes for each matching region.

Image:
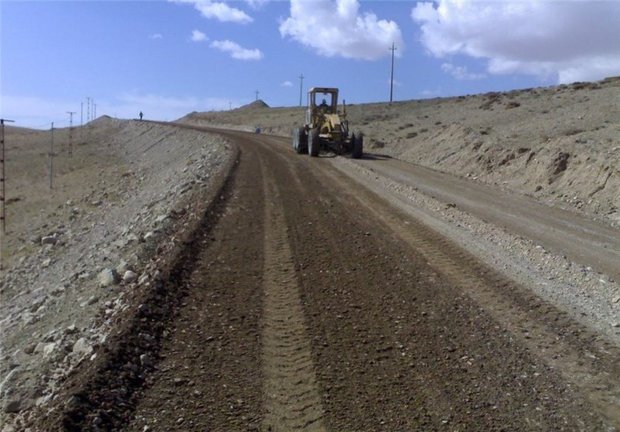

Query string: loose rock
[140,353,154,367]
[123,270,138,283]
[98,268,120,287]
[41,235,58,245]
[4,398,23,413]
[72,337,93,356]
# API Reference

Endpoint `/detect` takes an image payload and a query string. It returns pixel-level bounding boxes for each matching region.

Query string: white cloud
[210,40,263,60]
[281,81,293,87]
[191,29,208,42]
[149,33,163,40]
[245,0,269,9]
[279,0,403,60]
[171,0,252,24]
[441,63,485,81]
[412,0,620,84]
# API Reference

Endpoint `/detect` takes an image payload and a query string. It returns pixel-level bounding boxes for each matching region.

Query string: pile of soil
[236,99,270,110]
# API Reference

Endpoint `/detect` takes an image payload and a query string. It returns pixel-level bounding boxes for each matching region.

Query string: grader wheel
[292,127,307,154]
[351,130,364,159]
[308,128,320,157]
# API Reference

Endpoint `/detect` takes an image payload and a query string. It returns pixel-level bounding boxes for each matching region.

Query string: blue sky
[2,0,619,128]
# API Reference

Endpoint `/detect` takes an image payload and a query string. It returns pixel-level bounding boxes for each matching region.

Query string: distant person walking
[139,111,143,121]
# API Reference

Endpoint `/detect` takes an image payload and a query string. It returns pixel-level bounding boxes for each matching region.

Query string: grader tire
[292,127,307,154]
[351,130,364,159]
[308,128,320,157]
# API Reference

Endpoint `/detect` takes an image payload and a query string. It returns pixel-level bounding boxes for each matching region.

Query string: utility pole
[67,111,75,157]
[389,42,397,104]
[49,122,55,189]
[0,119,12,270]
[255,90,260,101]
[93,103,97,120]
[85,97,93,142]
[80,101,84,143]
[299,74,304,107]
[1,118,15,237]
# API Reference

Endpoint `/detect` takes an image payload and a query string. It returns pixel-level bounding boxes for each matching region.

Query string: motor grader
[292,87,363,158]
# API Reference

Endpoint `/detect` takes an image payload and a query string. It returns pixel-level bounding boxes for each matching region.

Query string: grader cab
[292,87,363,158]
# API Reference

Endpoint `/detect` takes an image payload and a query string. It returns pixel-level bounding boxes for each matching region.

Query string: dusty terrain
[1,77,619,431]
[0,119,232,429]
[182,77,620,226]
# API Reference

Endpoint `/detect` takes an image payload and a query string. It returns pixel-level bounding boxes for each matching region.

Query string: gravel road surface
[32,126,619,431]
[354,156,620,282]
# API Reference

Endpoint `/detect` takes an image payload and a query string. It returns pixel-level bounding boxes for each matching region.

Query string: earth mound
[237,99,270,110]
[89,115,118,127]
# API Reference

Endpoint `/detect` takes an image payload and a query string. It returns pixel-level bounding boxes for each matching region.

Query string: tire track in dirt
[411,232,620,426]
[355,157,620,282]
[253,137,611,430]
[30,143,241,431]
[317,162,620,429]
[123,145,266,432]
[259,157,326,432]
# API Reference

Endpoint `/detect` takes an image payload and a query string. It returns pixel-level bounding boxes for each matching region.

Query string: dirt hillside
[0,119,232,428]
[180,77,620,226]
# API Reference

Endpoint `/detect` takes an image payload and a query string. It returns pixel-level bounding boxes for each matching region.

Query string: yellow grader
[292,87,363,158]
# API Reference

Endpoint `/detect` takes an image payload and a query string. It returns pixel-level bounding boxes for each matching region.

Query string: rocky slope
[0,119,232,429]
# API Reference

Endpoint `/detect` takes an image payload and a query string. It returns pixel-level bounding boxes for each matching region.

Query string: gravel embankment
[0,120,232,430]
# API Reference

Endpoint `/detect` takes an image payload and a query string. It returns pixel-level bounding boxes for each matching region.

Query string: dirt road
[37,128,619,431]
[354,156,620,282]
